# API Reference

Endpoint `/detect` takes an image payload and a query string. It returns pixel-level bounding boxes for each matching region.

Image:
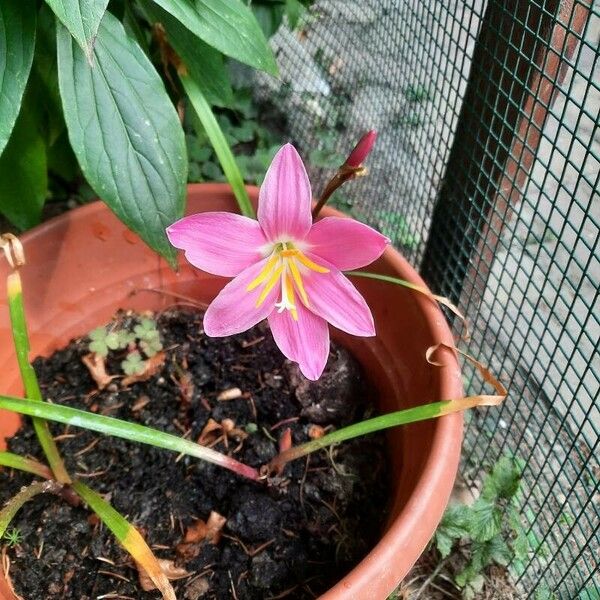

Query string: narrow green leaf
[0,451,53,480]
[44,0,108,59]
[143,1,233,107]
[0,97,47,229]
[150,0,277,75]
[0,1,36,157]
[72,482,176,600]
[57,11,187,266]
[181,74,255,218]
[7,272,71,484]
[0,395,260,481]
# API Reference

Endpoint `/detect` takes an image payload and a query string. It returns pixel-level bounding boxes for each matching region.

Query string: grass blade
[72,481,176,600]
[0,396,259,481]
[180,73,255,218]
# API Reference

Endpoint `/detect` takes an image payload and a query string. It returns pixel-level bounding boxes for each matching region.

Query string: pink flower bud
[344,130,377,167]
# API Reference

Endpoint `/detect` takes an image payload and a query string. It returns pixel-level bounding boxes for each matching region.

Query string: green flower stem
[181,73,255,218]
[0,480,63,538]
[0,451,53,480]
[0,396,260,481]
[7,272,71,484]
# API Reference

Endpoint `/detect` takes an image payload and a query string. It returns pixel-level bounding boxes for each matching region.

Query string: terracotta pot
[0,184,462,599]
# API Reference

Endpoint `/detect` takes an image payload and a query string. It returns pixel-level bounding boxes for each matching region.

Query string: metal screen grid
[250,1,599,597]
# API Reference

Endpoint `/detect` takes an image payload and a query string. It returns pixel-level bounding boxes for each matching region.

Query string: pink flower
[166,144,389,380]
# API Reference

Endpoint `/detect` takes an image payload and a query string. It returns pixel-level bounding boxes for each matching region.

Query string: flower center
[246,242,329,321]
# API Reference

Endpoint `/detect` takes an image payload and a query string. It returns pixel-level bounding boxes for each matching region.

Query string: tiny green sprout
[89,327,135,356]
[134,318,163,357]
[3,527,23,548]
[121,351,146,375]
[89,326,110,357]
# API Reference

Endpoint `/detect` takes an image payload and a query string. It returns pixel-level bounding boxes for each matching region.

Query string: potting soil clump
[1,308,390,599]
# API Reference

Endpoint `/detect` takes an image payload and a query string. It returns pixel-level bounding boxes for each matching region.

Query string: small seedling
[121,351,146,376]
[3,527,23,548]
[134,318,163,357]
[89,327,134,356]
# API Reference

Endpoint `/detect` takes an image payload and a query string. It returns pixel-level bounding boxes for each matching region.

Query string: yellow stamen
[288,259,309,306]
[247,253,279,291]
[295,252,329,273]
[280,249,299,258]
[256,264,283,307]
[286,275,299,321]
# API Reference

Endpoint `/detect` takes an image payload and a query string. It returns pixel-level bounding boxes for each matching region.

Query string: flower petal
[166,212,268,277]
[302,255,375,336]
[306,217,389,271]
[204,259,278,337]
[257,144,312,241]
[268,302,330,380]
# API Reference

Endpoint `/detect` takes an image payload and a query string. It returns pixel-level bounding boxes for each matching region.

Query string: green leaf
[0,1,36,157]
[142,1,233,107]
[56,11,187,266]
[439,503,472,539]
[181,74,255,218]
[482,456,521,500]
[469,498,502,542]
[44,0,108,59]
[149,0,277,75]
[434,529,454,559]
[0,98,47,229]
[285,0,305,30]
[0,394,260,481]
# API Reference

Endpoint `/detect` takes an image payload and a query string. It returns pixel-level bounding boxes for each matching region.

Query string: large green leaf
[0,1,36,157]
[44,0,108,59]
[56,11,187,265]
[150,0,277,75]
[0,99,47,229]
[143,1,233,107]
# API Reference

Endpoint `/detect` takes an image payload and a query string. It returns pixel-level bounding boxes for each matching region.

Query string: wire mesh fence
[247,0,600,597]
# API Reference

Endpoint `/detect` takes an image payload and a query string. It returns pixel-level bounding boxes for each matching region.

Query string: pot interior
[0,185,462,596]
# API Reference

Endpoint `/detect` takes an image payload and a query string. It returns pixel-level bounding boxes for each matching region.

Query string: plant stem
[0,480,63,538]
[6,272,71,484]
[0,396,260,481]
[181,74,255,219]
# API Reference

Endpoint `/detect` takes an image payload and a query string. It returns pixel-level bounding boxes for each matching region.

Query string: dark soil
[1,308,390,599]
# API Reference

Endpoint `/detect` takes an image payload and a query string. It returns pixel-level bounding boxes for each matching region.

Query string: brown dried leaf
[122,352,166,387]
[176,512,227,559]
[308,424,325,439]
[138,558,191,591]
[426,342,507,409]
[279,427,292,453]
[82,353,117,391]
[205,511,227,544]
[184,520,208,543]
[197,418,222,446]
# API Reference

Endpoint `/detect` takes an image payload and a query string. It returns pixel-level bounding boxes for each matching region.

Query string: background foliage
[0,0,312,265]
